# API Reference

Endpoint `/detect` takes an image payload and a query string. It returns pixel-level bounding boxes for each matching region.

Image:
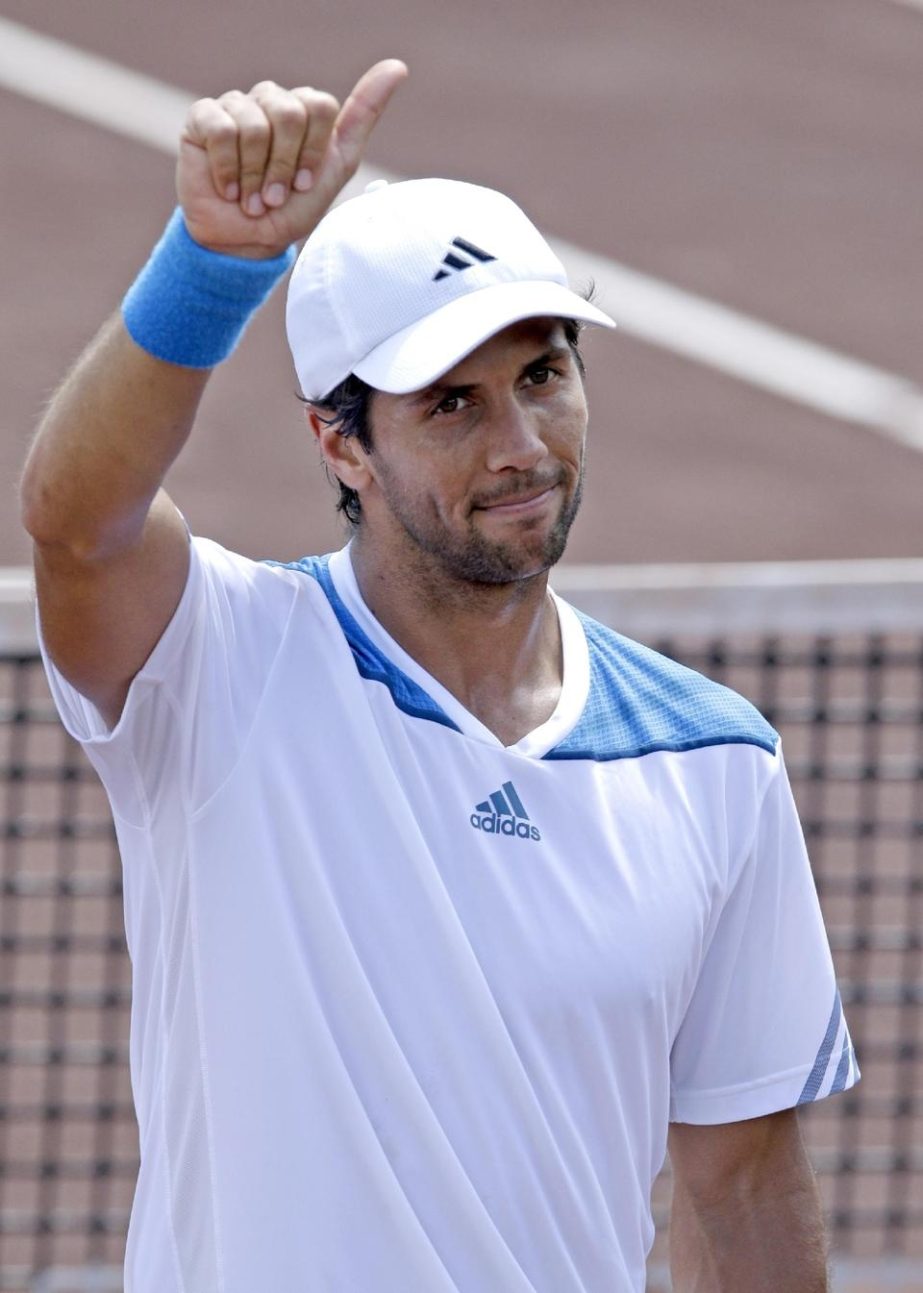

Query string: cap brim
[352,280,616,395]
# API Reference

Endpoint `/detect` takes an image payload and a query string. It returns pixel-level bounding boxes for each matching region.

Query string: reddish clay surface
[2,0,922,568]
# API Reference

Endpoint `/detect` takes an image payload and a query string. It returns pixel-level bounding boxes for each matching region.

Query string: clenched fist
[177,60,408,259]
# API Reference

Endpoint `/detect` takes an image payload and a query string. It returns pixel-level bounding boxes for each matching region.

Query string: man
[21,60,857,1292]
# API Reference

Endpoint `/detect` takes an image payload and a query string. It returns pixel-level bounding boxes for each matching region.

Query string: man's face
[357,318,589,587]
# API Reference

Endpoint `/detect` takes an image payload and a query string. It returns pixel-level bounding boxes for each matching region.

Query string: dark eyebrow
[406,343,573,408]
[526,346,571,370]
[406,381,476,409]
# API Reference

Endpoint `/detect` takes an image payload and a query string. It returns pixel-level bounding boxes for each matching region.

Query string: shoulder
[195,541,333,610]
[179,541,344,662]
[548,605,778,762]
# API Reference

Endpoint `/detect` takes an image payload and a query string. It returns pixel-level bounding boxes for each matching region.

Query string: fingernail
[245,192,265,216]
[265,182,286,207]
[225,181,240,201]
[294,168,313,192]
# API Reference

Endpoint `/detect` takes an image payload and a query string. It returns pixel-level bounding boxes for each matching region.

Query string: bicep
[34,489,190,728]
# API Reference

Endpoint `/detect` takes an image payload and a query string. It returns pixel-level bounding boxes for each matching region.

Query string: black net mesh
[1,658,133,1289]
[644,632,923,1278]
[1,633,922,1288]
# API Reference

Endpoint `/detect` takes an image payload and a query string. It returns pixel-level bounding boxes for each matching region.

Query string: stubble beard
[380,461,586,589]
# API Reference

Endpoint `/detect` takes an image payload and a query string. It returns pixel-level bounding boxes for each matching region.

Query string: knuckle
[313,92,340,118]
[273,101,307,131]
[187,95,218,119]
[184,99,223,141]
[238,116,271,144]
[206,119,238,145]
[295,87,339,117]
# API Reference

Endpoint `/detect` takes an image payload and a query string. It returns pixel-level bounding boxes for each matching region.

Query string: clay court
[2,0,923,567]
[1,1,922,1288]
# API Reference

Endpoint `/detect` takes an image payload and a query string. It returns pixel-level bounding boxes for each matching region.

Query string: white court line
[0,18,191,152]
[3,16,923,452]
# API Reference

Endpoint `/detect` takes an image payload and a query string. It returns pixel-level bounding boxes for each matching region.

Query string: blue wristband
[121,207,297,368]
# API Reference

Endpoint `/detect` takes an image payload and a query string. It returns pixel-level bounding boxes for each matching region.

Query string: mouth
[475,484,560,517]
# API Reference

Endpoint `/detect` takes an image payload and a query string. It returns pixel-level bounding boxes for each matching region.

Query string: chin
[442,521,572,587]
[390,476,582,588]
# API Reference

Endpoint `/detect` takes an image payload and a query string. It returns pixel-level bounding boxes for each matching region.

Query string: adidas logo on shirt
[470,781,541,842]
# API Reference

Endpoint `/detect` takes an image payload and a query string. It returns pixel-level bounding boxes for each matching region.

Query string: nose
[483,396,548,474]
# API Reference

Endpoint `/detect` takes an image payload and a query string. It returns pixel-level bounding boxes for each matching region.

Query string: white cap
[285,178,615,400]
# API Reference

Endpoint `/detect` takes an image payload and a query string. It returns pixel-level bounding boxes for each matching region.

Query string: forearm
[21,61,408,564]
[21,199,300,563]
[669,1160,829,1291]
[21,313,208,560]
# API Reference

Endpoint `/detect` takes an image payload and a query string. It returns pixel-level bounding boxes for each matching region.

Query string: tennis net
[2,559,922,1291]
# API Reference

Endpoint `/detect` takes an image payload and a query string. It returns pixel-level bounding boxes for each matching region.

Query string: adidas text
[470,813,541,841]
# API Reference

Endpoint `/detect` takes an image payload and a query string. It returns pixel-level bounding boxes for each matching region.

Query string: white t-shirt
[40,538,858,1293]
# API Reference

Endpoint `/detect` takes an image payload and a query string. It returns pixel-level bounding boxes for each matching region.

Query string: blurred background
[1,1,921,1289]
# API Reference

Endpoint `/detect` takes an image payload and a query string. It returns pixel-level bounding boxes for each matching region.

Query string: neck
[349,531,563,745]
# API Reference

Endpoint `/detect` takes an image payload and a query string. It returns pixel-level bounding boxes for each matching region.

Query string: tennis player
[21,60,857,1292]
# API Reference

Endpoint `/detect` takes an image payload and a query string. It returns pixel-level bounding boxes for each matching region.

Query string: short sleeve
[669,747,859,1124]
[38,537,299,826]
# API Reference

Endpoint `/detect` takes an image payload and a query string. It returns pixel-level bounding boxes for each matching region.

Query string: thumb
[332,59,409,170]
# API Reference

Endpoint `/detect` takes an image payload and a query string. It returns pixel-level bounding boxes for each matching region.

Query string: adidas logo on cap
[285,177,615,401]
[433,236,497,282]
[470,781,541,842]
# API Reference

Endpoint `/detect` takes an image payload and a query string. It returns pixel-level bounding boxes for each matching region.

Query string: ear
[308,409,374,496]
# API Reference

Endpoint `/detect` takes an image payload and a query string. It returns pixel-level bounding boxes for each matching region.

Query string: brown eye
[432,392,472,416]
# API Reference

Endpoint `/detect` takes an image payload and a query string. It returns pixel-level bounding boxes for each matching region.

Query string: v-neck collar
[327,546,590,757]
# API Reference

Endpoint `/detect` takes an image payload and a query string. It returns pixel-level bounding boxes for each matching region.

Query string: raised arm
[19,61,407,728]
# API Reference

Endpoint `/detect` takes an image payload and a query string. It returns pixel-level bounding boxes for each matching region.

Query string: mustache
[470,471,566,510]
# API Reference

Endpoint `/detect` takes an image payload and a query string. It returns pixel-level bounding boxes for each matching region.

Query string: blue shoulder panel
[266,555,462,734]
[266,562,776,759]
[545,610,778,762]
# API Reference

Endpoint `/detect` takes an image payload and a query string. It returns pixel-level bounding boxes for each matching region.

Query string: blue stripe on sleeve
[830,1034,853,1095]
[797,991,843,1105]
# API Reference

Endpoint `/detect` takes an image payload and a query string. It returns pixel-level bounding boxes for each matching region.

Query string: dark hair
[307,315,588,527]
[308,374,375,525]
